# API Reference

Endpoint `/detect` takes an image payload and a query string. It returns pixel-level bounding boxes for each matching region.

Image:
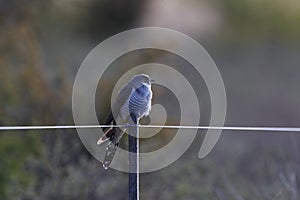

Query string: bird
[97,74,153,169]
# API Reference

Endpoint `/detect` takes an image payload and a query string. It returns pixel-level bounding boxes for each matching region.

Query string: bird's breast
[128,85,152,118]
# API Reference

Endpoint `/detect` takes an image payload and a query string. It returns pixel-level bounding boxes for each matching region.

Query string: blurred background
[1,0,300,199]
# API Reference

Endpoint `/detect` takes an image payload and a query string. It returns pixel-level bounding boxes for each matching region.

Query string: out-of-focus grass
[0,4,71,198]
[216,0,300,41]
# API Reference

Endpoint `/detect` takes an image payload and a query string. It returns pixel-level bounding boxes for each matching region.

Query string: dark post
[128,114,139,200]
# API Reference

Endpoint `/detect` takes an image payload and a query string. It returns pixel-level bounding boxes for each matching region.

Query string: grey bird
[97,74,153,169]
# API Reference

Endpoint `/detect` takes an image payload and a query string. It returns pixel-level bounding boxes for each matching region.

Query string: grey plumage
[97,74,153,169]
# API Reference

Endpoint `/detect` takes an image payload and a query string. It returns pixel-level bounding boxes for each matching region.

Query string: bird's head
[129,74,153,88]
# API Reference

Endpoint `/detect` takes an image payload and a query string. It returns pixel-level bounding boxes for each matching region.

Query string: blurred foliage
[0,0,72,198]
[217,0,300,41]
[81,0,147,40]
[0,132,41,198]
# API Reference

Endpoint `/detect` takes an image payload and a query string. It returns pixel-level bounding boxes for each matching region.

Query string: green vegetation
[219,0,300,40]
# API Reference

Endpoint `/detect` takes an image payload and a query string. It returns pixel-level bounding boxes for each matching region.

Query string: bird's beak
[151,79,155,83]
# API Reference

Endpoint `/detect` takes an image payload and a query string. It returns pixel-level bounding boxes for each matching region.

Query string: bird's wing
[111,83,134,118]
[97,83,134,145]
[101,84,134,130]
[101,112,114,134]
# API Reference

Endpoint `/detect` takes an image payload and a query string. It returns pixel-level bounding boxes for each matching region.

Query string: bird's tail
[96,127,113,145]
[97,112,125,169]
[102,141,118,169]
[97,112,116,145]
[102,128,125,169]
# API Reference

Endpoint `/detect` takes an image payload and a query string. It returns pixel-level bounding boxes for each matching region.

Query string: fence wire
[0,125,300,132]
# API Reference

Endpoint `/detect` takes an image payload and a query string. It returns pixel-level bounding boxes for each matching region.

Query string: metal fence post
[128,114,139,200]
